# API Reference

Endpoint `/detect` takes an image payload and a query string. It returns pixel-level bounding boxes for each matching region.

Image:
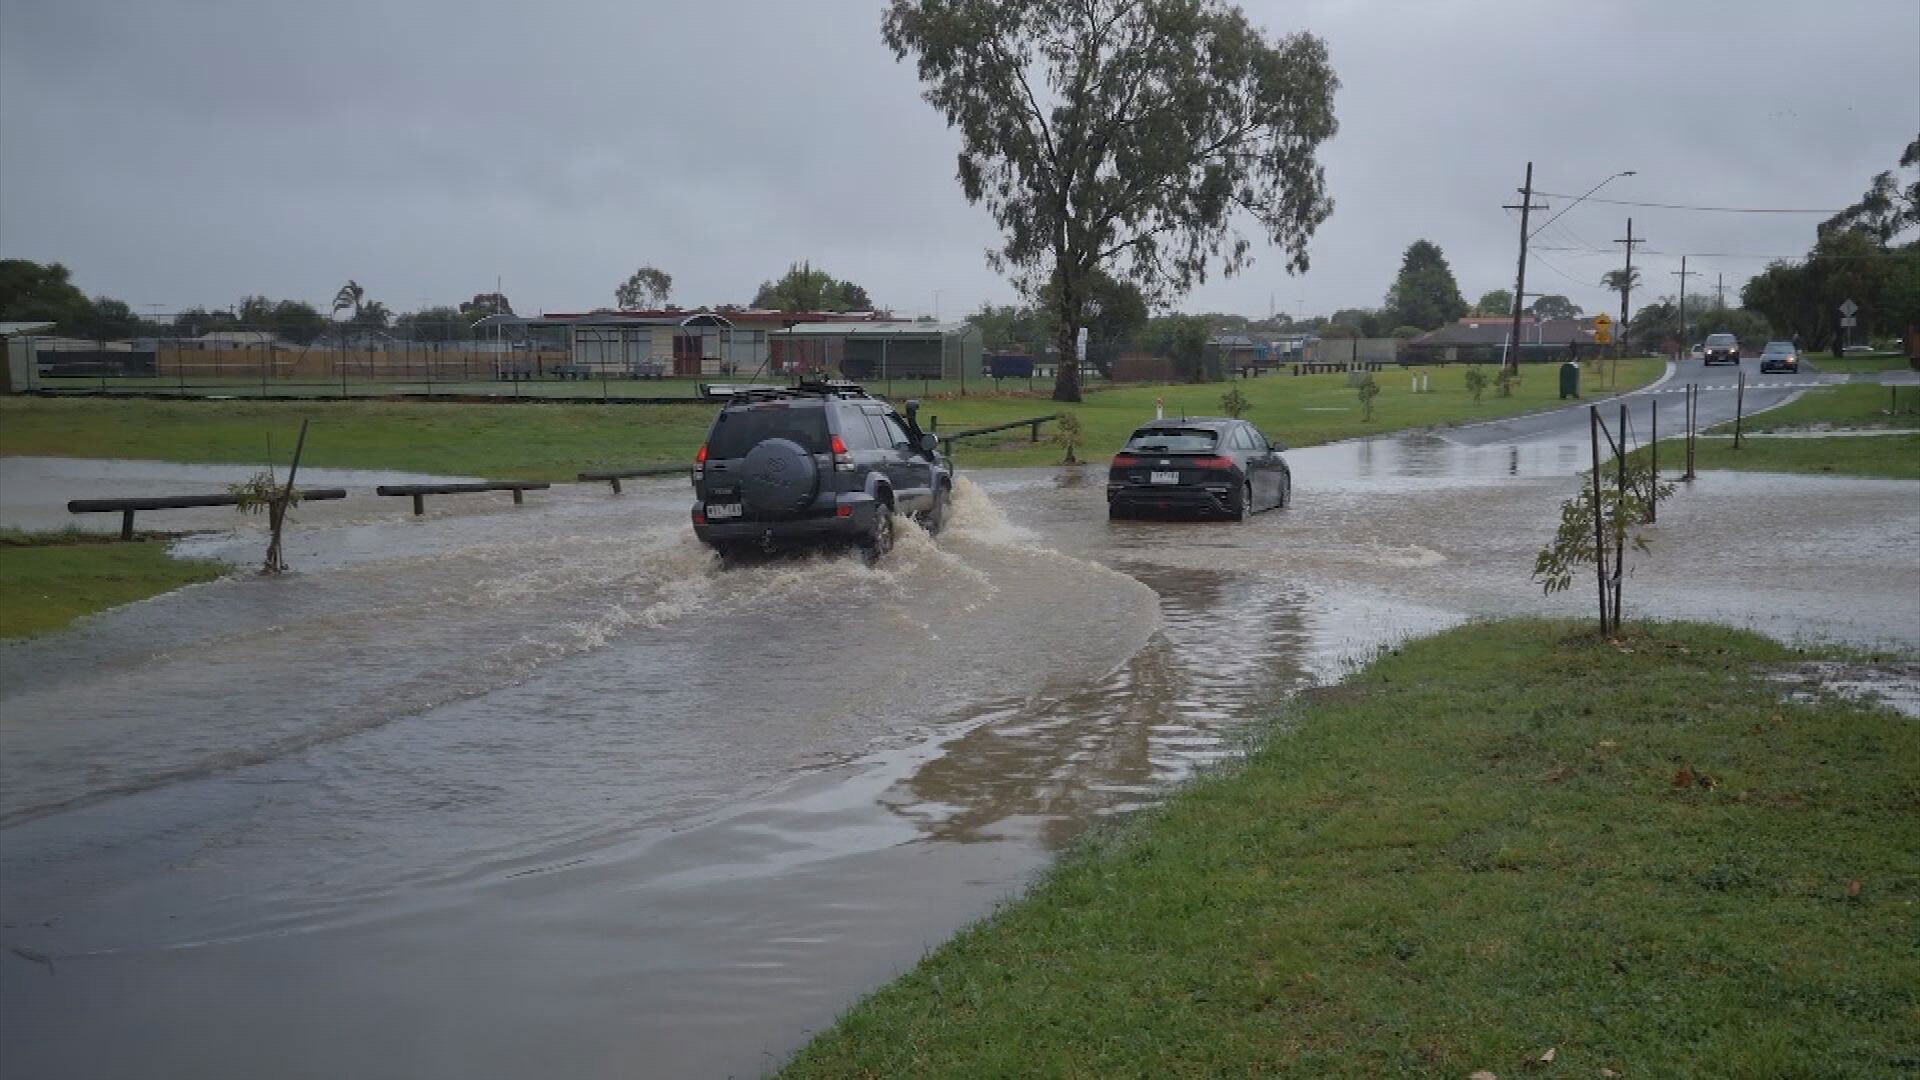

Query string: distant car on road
[1758,341,1800,374]
[690,378,950,562]
[1107,418,1290,521]
[1703,333,1741,366]
[1689,344,1706,361]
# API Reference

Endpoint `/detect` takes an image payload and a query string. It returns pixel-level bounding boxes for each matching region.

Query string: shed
[1,320,55,392]
[771,321,980,386]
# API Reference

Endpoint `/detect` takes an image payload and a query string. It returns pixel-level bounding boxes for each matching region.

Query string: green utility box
[1559,361,1580,400]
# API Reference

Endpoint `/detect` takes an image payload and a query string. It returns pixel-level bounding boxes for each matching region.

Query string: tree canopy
[615,267,672,310]
[461,292,514,319]
[1383,240,1466,330]
[1743,137,1920,351]
[751,262,872,312]
[1528,294,1581,320]
[1475,288,1513,317]
[0,259,92,329]
[883,0,1338,400]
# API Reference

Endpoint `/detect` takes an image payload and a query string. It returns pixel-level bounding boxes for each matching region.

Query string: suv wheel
[860,504,895,563]
[917,482,950,536]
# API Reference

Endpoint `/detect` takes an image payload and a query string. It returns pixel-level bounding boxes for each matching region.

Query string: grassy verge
[781,619,1919,1079]
[1659,434,1920,480]
[1724,383,1919,434]
[0,530,225,639]
[1,358,1665,476]
[1808,352,1914,375]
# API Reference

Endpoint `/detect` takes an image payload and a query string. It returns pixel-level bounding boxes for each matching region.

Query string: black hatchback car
[1107,417,1291,520]
[691,379,950,559]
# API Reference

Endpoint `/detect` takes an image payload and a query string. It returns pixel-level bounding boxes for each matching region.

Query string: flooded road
[3,410,1917,1078]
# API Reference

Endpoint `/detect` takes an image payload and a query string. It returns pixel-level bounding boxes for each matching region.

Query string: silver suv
[690,379,951,560]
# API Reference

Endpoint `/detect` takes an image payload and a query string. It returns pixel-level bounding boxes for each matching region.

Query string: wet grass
[0,530,224,639]
[0,396,716,481]
[0,360,1665,477]
[1725,383,1920,433]
[780,619,1920,1079]
[1808,352,1913,375]
[1669,434,1920,480]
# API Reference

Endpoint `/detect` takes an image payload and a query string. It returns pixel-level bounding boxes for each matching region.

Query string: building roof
[198,330,281,344]
[1208,333,1259,349]
[1410,316,1600,348]
[0,320,55,337]
[773,321,975,338]
[540,308,882,327]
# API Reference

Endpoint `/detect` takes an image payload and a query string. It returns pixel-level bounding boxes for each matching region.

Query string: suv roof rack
[718,376,872,405]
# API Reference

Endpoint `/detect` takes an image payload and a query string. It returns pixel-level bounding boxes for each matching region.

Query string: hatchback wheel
[1233,480,1253,522]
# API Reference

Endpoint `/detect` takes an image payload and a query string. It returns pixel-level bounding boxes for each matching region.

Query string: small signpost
[1839,298,1858,347]
[1592,312,1614,345]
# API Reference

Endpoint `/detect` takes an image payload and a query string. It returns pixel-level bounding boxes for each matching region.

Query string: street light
[1531,170,1636,240]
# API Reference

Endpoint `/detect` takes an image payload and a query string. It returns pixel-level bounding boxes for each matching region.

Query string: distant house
[194,330,283,349]
[1405,316,1603,363]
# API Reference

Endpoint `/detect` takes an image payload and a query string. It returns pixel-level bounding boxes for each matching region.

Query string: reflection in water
[885,563,1314,851]
[1508,444,1520,476]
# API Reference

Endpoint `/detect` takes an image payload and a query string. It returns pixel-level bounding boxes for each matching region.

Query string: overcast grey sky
[2,0,1915,321]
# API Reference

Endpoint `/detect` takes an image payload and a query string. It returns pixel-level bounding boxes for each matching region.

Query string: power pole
[1715,273,1726,310]
[1614,218,1646,354]
[1672,256,1701,358]
[1503,162,1549,374]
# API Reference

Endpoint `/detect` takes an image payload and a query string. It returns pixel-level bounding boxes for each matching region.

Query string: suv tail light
[830,434,848,455]
[829,432,854,472]
[695,444,708,464]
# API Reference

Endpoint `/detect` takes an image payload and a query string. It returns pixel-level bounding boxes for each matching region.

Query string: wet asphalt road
[1,380,1915,1079]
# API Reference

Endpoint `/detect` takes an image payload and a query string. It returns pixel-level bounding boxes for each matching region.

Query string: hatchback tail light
[1112,453,1141,467]
[1190,455,1234,471]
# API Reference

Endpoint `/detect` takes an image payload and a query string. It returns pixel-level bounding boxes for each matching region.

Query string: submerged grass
[780,619,1920,1079]
[0,531,224,639]
[0,359,1664,476]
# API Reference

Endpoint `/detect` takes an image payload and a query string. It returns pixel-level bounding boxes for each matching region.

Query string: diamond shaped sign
[1839,298,1859,317]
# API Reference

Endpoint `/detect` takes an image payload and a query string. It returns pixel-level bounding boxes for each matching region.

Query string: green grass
[1725,383,1920,433]
[0,397,716,481]
[3,359,1665,476]
[780,619,1919,1079]
[1808,352,1914,375]
[0,530,225,639]
[1666,434,1920,480]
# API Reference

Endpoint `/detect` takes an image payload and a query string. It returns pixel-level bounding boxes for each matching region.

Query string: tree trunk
[1051,266,1083,403]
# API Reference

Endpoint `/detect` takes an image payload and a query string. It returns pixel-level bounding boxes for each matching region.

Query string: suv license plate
[1150,471,1180,485]
[706,502,743,520]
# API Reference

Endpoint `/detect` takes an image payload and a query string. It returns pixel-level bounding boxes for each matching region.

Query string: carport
[771,321,980,394]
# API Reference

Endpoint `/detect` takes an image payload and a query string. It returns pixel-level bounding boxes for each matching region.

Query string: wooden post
[1648,398,1658,523]
[512,488,524,505]
[1614,403,1628,632]
[1590,407,1609,636]
[1734,371,1745,449]
[121,508,135,541]
[412,494,425,516]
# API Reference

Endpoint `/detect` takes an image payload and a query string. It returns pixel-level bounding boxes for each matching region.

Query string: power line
[1532,244,1917,261]
[1532,191,1842,214]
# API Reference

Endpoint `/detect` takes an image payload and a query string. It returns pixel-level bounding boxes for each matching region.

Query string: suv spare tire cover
[740,438,820,517]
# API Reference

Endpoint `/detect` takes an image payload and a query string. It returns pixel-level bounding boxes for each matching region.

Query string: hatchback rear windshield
[706,406,830,458]
[1125,427,1219,452]
[1705,334,1737,346]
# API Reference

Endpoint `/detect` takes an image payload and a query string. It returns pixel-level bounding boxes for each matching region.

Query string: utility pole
[1672,256,1701,358]
[1503,162,1549,374]
[1715,273,1726,310]
[1614,218,1646,354]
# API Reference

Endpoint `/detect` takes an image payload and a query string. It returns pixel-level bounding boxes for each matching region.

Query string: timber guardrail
[68,489,349,540]
[936,413,1063,444]
[577,465,688,493]
[374,481,550,515]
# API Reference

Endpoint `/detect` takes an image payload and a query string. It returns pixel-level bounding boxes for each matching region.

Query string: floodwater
[2,429,1916,1079]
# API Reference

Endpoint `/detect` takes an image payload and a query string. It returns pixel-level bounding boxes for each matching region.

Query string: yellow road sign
[1593,313,1613,344]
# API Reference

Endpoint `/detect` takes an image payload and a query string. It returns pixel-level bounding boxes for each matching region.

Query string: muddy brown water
[2,429,1916,1079]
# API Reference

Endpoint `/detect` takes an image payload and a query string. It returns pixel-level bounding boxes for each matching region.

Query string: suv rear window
[1705,334,1737,346]
[706,406,830,458]
[1125,427,1219,452]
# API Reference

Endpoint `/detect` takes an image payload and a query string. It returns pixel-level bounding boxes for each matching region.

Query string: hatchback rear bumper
[1109,486,1233,517]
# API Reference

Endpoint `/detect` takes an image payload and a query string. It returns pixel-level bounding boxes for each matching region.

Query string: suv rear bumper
[1705,351,1739,364]
[692,495,880,548]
